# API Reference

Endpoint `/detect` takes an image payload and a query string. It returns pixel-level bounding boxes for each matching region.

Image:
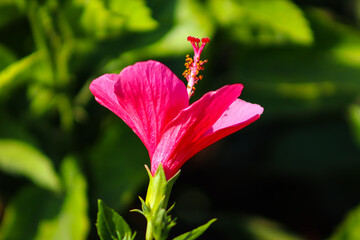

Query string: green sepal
[96,199,136,240]
[129,209,144,215]
[152,207,177,240]
[133,196,149,215]
[172,219,217,240]
[139,196,150,214]
[145,164,180,211]
[167,202,176,214]
[133,165,179,240]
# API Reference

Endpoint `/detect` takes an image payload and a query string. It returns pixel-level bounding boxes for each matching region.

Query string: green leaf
[96,199,133,240]
[28,85,56,117]
[146,0,214,54]
[78,0,157,39]
[172,219,217,240]
[209,0,313,45]
[0,51,42,97]
[0,139,61,192]
[34,156,89,240]
[330,203,360,240]
[0,186,59,240]
[0,156,89,240]
[103,0,215,72]
[228,8,360,116]
[108,0,158,32]
[349,104,360,147]
[238,216,304,240]
[0,0,26,11]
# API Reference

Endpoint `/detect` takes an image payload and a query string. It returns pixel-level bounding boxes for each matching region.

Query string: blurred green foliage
[0,0,359,239]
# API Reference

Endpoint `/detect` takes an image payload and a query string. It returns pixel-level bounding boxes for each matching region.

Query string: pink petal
[151,84,244,178]
[89,73,137,132]
[114,60,189,157]
[188,99,264,160]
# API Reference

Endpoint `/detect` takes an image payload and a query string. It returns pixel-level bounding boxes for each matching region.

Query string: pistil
[182,36,210,97]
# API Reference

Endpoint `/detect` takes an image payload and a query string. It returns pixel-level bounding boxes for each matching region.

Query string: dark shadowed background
[0,0,360,239]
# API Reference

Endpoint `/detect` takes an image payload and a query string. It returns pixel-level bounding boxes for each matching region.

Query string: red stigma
[202,37,210,43]
[187,36,201,43]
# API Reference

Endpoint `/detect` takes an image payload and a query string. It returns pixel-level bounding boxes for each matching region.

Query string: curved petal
[187,99,264,161]
[151,84,244,178]
[115,60,189,157]
[89,73,137,131]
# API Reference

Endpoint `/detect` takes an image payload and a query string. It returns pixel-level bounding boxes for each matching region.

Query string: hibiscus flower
[90,37,263,179]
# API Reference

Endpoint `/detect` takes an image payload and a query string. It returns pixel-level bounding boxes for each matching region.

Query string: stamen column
[182,36,210,97]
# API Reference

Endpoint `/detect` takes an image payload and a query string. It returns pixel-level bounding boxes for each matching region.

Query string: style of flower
[90,36,264,179]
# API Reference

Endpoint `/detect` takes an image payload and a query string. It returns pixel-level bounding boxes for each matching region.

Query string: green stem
[145,220,154,240]
[143,165,180,240]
